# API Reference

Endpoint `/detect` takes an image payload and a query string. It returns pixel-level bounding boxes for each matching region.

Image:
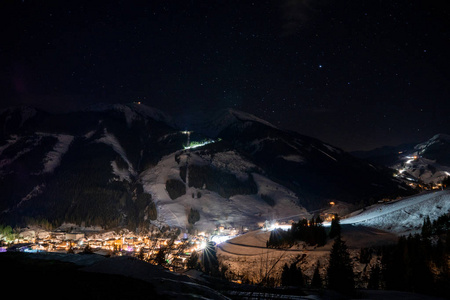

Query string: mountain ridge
[352,134,450,185]
[0,103,415,231]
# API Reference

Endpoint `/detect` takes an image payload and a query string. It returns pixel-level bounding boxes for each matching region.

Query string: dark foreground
[1,252,446,300]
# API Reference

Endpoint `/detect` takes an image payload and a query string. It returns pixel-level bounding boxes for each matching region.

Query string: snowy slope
[340,190,450,235]
[395,156,450,184]
[140,150,308,232]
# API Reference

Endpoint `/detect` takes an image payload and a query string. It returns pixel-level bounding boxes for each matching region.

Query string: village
[0,223,243,271]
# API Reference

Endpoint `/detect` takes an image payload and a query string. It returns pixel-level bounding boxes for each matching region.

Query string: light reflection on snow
[210,235,234,245]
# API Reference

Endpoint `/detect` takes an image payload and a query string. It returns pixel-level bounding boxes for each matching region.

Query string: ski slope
[140,150,308,232]
[340,190,450,235]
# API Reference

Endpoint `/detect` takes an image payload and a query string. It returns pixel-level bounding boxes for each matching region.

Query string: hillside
[340,190,450,235]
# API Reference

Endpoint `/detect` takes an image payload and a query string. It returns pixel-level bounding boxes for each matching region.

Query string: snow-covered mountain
[354,134,450,184]
[0,104,414,232]
[173,107,277,138]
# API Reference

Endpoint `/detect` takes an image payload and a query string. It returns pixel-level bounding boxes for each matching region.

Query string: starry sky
[1,0,449,151]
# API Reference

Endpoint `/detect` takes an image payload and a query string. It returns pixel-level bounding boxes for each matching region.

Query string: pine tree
[202,242,219,277]
[329,215,341,239]
[137,247,145,260]
[281,263,291,286]
[155,246,167,265]
[327,235,354,293]
[281,262,304,287]
[187,250,199,269]
[368,263,381,289]
[421,216,432,239]
[311,263,322,289]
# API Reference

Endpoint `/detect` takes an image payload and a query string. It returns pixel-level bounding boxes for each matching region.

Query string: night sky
[1,1,450,151]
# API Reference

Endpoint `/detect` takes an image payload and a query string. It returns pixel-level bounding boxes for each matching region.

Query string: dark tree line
[377,215,449,297]
[181,164,258,198]
[267,216,327,248]
[188,208,200,224]
[281,261,304,287]
[165,179,186,200]
[328,215,341,239]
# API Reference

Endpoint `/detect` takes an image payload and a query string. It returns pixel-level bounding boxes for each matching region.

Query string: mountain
[353,134,450,184]
[351,143,417,166]
[0,104,414,231]
[213,108,414,209]
[0,103,181,229]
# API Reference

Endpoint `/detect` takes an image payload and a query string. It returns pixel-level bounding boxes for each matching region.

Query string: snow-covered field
[216,225,396,286]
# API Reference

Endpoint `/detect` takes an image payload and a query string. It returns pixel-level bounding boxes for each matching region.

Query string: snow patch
[278,154,305,163]
[18,184,46,207]
[84,130,96,139]
[96,129,136,177]
[229,109,277,129]
[414,133,450,152]
[111,160,132,182]
[323,143,341,153]
[39,133,74,174]
[0,135,19,156]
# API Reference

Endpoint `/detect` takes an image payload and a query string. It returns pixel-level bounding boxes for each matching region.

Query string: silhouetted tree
[187,250,199,269]
[82,244,93,254]
[311,263,322,289]
[267,228,293,248]
[165,179,186,200]
[328,215,341,239]
[281,262,304,287]
[368,263,381,289]
[421,216,432,239]
[137,247,145,260]
[155,247,167,265]
[327,235,354,293]
[359,247,372,264]
[291,218,326,246]
[202,242,220,277]
[188,208,200,224]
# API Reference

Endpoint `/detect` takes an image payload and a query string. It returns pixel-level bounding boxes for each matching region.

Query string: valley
[0,104,449,299]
